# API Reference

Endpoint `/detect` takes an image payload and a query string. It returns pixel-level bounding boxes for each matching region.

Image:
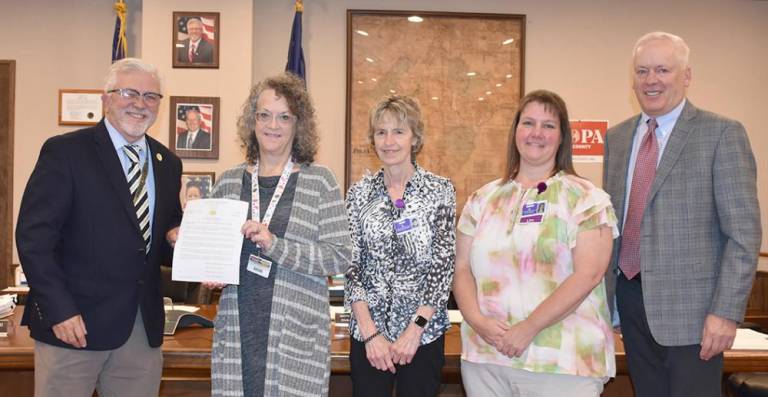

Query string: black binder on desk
[164,310,213,335]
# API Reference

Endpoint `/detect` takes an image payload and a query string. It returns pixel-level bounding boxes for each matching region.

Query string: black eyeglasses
[107,88,163,106]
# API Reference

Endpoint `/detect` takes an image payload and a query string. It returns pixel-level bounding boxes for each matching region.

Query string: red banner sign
[570,120,608,162]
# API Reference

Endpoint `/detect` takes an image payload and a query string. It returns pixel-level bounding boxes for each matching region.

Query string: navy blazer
[16,121,183,350]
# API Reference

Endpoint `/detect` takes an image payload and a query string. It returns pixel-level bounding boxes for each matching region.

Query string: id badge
[247,253,272,278]
[393,218,415,235]
[519,200,547,224]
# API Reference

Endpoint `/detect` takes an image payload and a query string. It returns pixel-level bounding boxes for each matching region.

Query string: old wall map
[346,11,525,211]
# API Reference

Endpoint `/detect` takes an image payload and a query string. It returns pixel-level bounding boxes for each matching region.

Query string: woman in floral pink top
[453,90,619,396]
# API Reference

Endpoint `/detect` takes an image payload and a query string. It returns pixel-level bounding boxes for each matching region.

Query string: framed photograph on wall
[172,11,220,69]
[169,96,219,159]
[58,89,103,126]
[180,171,215,211]
[346,10,525,211]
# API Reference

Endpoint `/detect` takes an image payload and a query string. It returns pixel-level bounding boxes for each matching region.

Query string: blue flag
[112,1,127,62]
[285,2,305,82]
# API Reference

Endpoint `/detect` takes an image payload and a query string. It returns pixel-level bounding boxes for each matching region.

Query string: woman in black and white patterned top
[345,95,456,397]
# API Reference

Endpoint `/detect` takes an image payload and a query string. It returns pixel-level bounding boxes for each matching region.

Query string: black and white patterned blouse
[345,164,456,344]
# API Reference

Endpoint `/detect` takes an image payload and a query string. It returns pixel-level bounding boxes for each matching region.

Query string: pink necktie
[188,44,196,62]
[619,118,658,280]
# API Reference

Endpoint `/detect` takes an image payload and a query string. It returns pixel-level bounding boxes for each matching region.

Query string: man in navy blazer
[603,32,761,396]
[16,58,183,396]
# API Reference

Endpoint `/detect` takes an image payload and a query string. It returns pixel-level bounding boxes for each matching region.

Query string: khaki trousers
[461,359,605,397]
[34,310,162,397]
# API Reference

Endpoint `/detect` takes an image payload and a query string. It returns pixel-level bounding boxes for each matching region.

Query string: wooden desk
[3,305,768,396]
[1,286,29,305]
[0,305,217,396]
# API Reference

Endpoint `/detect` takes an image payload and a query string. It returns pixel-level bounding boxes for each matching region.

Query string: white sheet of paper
[731,328,768,350]
[448,310,464,324]
[163,304,200,313]
[172,198,248,285]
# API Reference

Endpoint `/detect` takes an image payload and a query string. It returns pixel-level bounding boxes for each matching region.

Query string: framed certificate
[58,89,103,126]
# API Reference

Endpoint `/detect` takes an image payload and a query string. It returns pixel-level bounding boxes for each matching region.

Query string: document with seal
[172,198,248,285]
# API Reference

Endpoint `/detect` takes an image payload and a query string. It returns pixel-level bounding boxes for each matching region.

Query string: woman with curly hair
[204,73,352,396]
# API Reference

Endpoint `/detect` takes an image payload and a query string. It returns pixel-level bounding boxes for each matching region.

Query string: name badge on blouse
[519,200,547,224]
[247,253,272,278]
[393,218,416,235]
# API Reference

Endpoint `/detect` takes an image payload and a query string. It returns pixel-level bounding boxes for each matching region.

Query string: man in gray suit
[603,31,761,396]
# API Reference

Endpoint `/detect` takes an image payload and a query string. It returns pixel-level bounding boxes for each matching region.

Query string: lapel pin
[156,153,163,162]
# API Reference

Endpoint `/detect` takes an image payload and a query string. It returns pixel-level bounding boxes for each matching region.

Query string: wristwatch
[412,315,428,328]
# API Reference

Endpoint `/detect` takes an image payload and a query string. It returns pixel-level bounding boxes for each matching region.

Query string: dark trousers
[616,272,723,397]
[349,334,445,397]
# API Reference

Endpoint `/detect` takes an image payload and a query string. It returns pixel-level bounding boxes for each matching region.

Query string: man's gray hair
[103,58,163,92]
[633,31,690,67]
[187,17,203,28]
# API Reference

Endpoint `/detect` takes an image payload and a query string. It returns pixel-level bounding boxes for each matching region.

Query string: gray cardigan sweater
[210,163,352,397]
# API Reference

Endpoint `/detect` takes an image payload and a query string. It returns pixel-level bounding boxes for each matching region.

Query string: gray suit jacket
[603,101,761,346]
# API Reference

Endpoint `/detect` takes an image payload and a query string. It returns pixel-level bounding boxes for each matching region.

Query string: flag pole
[285,0,306,82]
[112,0,128,62]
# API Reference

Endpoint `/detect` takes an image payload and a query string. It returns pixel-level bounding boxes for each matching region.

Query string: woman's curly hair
[237,73,318,164]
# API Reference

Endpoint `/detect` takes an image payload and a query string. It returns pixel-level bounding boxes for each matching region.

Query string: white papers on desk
[172,199,248,285]
[0,295,15,318]
[163,304,200,313]
[448,310,463,324]
[731,328,768,350]
[330,305,347,320]
[2,286,29,294]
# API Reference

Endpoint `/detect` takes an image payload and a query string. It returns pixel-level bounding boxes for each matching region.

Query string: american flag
[176,104,213,135]
[111,0,127,62]
[177,16,216,42]
[285,0,305,82]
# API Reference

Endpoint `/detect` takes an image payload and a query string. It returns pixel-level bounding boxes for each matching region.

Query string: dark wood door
[0,60,15,288]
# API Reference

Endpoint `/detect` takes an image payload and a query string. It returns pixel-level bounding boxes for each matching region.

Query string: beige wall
[2,0,252,264]
[2,0,140,265]
[4,0,768,266]
[140,0,253,179]
[252,0,768,251]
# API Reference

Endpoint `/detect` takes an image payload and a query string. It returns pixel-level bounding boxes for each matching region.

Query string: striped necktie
[123,144,151,252]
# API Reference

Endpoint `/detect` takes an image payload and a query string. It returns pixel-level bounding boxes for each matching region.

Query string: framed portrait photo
[172,11,220,69]
[181,171,215,211]
[169,96,220,159]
